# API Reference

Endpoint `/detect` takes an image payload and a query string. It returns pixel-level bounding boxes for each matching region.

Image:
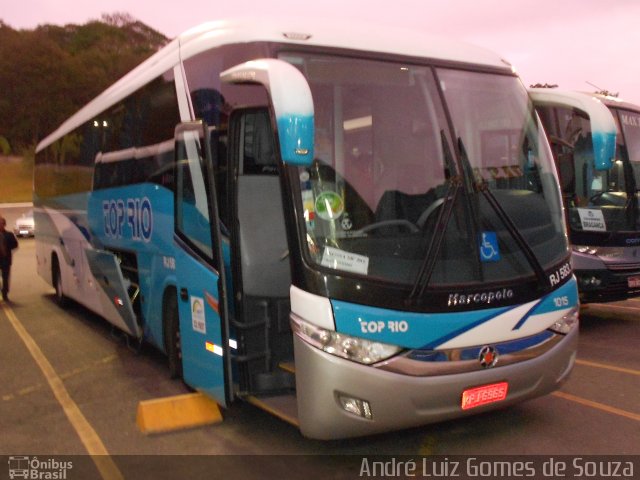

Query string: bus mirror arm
[529,88,617,171]
[220,59,315,166]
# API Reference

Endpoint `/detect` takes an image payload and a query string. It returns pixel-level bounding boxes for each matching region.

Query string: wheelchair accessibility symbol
[479,231,501,262]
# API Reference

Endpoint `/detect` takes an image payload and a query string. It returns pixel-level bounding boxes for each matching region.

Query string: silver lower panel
[294,327,578,440]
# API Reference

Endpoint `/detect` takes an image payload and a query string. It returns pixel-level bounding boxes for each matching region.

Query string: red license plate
[628,276,640,288]
[461,382,509,410]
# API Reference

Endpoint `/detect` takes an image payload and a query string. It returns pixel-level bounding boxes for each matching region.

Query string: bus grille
[606,262,640,272]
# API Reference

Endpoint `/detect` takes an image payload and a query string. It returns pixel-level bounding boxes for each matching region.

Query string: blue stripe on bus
[332,277,578,349]
[511,278,578,330]
[332,300,511,349]
[277,115,314,165]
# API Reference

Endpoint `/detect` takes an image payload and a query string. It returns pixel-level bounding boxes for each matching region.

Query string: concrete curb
[0,202,33,208]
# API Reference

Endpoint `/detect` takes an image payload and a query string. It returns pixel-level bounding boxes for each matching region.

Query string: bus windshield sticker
[321,246,369,275]
[479,231,501,262]
[577,208,606,232]
[302,189,315,228]
[315,191,344,220]
[191,296,206,334]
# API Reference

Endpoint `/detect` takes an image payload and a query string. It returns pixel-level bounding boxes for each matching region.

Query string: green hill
[0,13,168,203]
[0,12,168,154]
[0,158,32,203]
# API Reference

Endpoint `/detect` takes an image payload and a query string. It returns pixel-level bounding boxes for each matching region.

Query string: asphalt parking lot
[0,206,638,479]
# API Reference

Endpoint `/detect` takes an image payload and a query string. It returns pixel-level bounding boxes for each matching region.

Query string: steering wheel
[588,190,617,205]
[353,219,419,235]
[416,198,445,228]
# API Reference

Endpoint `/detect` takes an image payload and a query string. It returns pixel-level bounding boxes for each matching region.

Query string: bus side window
[175,135,214,261]
[209,130,229,230]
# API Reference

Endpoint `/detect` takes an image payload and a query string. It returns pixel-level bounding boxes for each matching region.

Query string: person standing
[0,215,19,301]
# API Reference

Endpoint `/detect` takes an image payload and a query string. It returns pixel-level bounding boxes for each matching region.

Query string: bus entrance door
[172,122,232,406]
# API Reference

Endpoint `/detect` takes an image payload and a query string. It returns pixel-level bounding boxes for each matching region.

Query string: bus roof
[37,17,513,152]
[593,93,640,113]
[529,88,640,115]
[177,17,510,68]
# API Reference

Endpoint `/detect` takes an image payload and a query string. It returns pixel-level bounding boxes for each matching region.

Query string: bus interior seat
[234,108,296,393]
[237,175,290,298]
[374,188,441,232]
[242,111,278,175]
[236,109,289,297]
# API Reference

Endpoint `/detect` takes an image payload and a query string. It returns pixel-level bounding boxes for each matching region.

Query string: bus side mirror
[221,58,314,166]
[529,89,616,171]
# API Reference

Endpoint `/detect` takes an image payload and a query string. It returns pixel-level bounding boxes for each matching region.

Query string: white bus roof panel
[37,17,511,152]
[178,17,509,68]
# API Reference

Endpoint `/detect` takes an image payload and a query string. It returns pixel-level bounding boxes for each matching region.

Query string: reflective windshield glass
[614,109,640,228]
[549,106,640,235]
[438,69,567,278]
[283,53,567,287]
[619,109,640,166]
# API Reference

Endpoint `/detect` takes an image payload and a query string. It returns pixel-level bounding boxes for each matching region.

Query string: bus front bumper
[293,327,578,440]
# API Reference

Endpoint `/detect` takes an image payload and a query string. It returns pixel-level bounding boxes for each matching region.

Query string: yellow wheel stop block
[136,392,222,434]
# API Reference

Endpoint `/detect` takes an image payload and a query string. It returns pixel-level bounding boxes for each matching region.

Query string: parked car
[14,210,34,237]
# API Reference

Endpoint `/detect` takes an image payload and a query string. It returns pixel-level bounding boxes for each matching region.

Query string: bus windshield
[614,108,640,227]
[559,107,640,236]
[285,53,567,288]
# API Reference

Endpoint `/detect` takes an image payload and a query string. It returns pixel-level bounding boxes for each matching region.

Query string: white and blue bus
[532,87,640,301]
[35,18,578,439]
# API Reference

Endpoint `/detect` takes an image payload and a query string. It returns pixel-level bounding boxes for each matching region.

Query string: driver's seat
[374,189,438,232]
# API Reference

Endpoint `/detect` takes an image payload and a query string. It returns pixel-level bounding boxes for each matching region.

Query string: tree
[0,14,168,151]
[0,136,10,155]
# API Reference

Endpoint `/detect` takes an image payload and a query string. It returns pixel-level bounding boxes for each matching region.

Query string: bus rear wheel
[164,291,182,379]
[52,257,68,308]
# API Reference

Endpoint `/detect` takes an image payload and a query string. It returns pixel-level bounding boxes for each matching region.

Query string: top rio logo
[102,197,153,242]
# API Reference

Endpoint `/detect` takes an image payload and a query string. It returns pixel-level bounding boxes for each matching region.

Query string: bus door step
[278,361,295,374]
[251,370,295,393]
[245,393,299,427]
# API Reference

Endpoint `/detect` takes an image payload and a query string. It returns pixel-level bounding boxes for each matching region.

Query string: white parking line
[553,391,640,422]
[1,302,123,480]
[575,359,640,376]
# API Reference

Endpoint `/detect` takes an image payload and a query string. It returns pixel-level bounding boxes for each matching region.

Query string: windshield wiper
[476,180,548,286]
[407,176,462,302]
[457,135,547,287]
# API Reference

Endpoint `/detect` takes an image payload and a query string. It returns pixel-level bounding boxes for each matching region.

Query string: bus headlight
[573,245,598,255]
[549,306,579,334]
[291,315,402,364]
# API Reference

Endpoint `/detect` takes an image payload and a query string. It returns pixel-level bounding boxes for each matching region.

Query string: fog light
[337,394,372,420]
[577,275,601,287]
[573,245,598,255]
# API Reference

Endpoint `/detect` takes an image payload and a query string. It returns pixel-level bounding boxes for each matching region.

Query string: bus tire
[163,290,182,379]
[52,256,68,308]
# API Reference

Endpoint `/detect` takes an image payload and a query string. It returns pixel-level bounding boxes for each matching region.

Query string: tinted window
[183,43,271,228]
[92,69,180,191]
